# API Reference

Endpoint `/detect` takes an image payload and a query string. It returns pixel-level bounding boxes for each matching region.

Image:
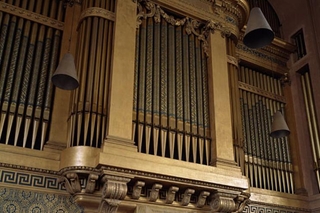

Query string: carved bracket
[181,188,195,206]
[149,183,163,202]
[166,186,179,204]
[99,175,131,213]
[210,192,250,213]
[132,181,145,199]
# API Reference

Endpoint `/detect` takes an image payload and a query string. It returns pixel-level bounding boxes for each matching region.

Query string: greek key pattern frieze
[0,2,64,30]
[243,204,310,213]
[0,169,64,191]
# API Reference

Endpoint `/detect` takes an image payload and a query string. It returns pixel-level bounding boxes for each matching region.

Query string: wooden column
[208,32,237,168]
[103,0,137,150]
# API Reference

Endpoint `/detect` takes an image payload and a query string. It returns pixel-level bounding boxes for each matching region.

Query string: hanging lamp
[270,111,290,138]
[51,53,79,90]
[243,7,275,49]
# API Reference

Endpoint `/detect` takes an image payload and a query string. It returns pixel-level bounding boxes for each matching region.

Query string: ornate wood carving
[238,81,286,103]
[196,191,210,208]
[99,175,131,213]
[149,183,163,202]
[181,188,195,206]
[0,2,64,30]
[210,193,236,212]
[132,181,145,199]
[166,186,179,204]
[78,7,115,29]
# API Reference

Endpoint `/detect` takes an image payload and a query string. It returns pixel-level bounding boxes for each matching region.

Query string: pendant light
[270,111,290,138]
[243,7,274,49]
[51,3,79,90]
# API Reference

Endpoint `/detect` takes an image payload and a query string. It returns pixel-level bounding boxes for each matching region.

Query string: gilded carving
[132,181,145,199]
[149,183,163,202]
[196,191,210,208]
[166,186,179,204]
[0,2,64,30]
[181,188,195,206]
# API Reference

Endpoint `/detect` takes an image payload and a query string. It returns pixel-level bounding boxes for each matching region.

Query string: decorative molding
[100,165,244,193]
[227,55,239,68]
[244,203,311,213]
[78,7,115,30]
[0,2,64,30]
[0,168,63,191]
[136,0,231,57]
[238,81,286,103]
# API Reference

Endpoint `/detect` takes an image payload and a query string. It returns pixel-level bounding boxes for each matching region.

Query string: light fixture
[51,2,79,90]
[51,53,79,90]
[270,111,290,138]
[243,7,275,49]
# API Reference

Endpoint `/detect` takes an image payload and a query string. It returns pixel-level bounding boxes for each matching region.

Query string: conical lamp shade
[243,7,275,49]
[270,111,290,138]
[52,53,79,90]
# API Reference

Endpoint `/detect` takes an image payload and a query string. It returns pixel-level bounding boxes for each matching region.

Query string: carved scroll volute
[181,188,195,206]
[132,181,145,199]
[99,175,131,213]
[59,172,81,195]
[149,183,163,202]
[196,191,210,208]
[166,186,179,204]
[85,173,99,193]
[210,193,236,212]
[232,192,250,213]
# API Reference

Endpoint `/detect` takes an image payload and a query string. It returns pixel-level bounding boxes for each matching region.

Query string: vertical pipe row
[301,72,320,191]
[70,0,114,148]
[133,10,210,164]
[239,65,293,193]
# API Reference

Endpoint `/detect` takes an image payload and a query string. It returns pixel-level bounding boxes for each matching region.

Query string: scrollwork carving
[196,191,210,208]
[166,186,179,204]
[232,191,250,213]
[132,181,145,199]
[181,188,195,206]
[59,172,81,194]
[210,193,236,212]
[149,183,163,202]
[85,173,99,193]
[99,175,131,213]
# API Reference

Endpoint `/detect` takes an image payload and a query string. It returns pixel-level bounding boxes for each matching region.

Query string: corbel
[196,191,210,208]
[59,172,81,195]
[132,181,145,199]
[232,191,250,213]
[99,175,131,213]
[85,173,99,193]
[181,188,195,206]
[166,186,179,204]
[210,193,236,212]
[149,183,163,202]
